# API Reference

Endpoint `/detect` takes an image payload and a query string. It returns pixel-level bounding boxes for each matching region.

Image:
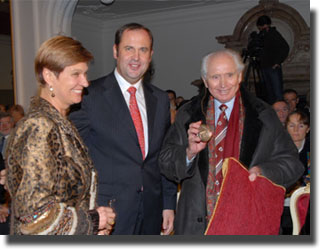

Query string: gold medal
[198,124,212,142]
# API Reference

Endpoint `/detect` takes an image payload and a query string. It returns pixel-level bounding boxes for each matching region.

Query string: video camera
[242,30,265,63]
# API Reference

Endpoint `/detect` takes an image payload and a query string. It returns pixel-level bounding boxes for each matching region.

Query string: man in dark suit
[69,23,177,235]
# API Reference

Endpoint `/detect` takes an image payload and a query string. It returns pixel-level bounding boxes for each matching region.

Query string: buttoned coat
[69,72,177,234]
[159,86,304,235]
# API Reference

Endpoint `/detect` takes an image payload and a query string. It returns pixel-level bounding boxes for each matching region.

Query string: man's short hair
[256,15,272,27]
[283,89,298,97]
[272,99,290,109]
[114,23,154,49]
[0,112,12,120]
[166,89,176,99]
[9,104,25,116]
[201,49,245,79]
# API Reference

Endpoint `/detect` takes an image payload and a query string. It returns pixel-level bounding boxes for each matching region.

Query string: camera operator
[256,15,289,105]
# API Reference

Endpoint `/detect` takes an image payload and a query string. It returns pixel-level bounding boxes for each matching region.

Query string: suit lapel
[102,74,139,142]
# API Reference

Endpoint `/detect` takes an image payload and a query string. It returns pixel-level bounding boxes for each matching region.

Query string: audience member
[272,100,290,126]
[280,110,310,235]
[9,104,25,126]
[0,105,6,113]
[69,23,177,235]
[256,15,290,104]
[190,79,205,94]
[0,152,9,235]
[283,89,299,113]
[166,89,177,124]
[0,112,14,156]
[176,96,185,107]
[5,36,115,235]
[159,49,304,235]
[176,99,189,110]
[286,110,310,181]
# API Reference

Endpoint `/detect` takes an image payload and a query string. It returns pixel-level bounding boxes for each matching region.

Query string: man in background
[272,100,290,126]
[257,15,289,105]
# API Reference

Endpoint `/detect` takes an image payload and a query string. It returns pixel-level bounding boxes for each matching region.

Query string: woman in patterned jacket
[5,36,115,235]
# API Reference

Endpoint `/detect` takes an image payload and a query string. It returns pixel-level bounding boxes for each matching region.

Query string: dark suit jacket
[69,72,177,234]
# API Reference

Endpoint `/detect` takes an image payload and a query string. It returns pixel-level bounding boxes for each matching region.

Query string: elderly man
[159,49,304,235]
[272,100,290,126]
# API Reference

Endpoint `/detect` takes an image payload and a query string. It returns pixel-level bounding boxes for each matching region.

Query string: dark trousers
[0,216,10,235]
[261,66,284,105]
[132,197,144,235]
[280,206,292,235]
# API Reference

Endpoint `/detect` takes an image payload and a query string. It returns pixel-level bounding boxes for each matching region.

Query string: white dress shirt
[214,97,235,126]
[114,68,149,156]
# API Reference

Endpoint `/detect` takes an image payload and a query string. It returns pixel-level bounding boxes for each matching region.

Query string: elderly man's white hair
[201,49,245,79]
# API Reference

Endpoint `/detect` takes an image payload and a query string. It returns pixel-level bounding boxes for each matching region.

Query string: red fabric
[223,91,241,159]
[297,194,310,232]
[128,87,145,160]
[205,157,285,235]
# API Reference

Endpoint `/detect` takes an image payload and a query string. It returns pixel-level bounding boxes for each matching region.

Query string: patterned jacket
[5,97,99,235]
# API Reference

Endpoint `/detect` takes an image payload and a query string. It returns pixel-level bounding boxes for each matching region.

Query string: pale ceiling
[75,0,244,21]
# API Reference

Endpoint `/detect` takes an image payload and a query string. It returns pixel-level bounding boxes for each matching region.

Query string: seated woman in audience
[286,110,310,184]
[5,36,115,235]
[280,110,310,234]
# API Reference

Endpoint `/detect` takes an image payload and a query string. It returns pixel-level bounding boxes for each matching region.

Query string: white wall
[72,0,310,100]
[8,0,309,110]
[10,0,77,111]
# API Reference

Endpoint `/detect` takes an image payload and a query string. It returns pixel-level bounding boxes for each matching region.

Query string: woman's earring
[49,86,55,97]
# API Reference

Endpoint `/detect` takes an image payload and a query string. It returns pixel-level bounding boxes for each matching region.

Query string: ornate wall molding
[216,0,310,95]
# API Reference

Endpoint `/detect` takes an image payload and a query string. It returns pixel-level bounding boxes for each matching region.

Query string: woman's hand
[0,169,6,186]
[0,204,9,223]
[96,206,116,235]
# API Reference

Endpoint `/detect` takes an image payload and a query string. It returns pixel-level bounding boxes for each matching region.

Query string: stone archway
[216,0,310,96]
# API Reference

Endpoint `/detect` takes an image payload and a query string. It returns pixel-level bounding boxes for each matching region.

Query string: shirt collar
[298,139,305,153]
[214,96,235,111]
[114,68,143,95]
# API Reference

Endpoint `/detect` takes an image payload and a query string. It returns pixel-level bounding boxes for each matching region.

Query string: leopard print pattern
[5,97,98,235]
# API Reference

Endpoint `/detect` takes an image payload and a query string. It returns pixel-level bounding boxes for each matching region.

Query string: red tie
[214,104,228,195]
[128,87,145,160]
